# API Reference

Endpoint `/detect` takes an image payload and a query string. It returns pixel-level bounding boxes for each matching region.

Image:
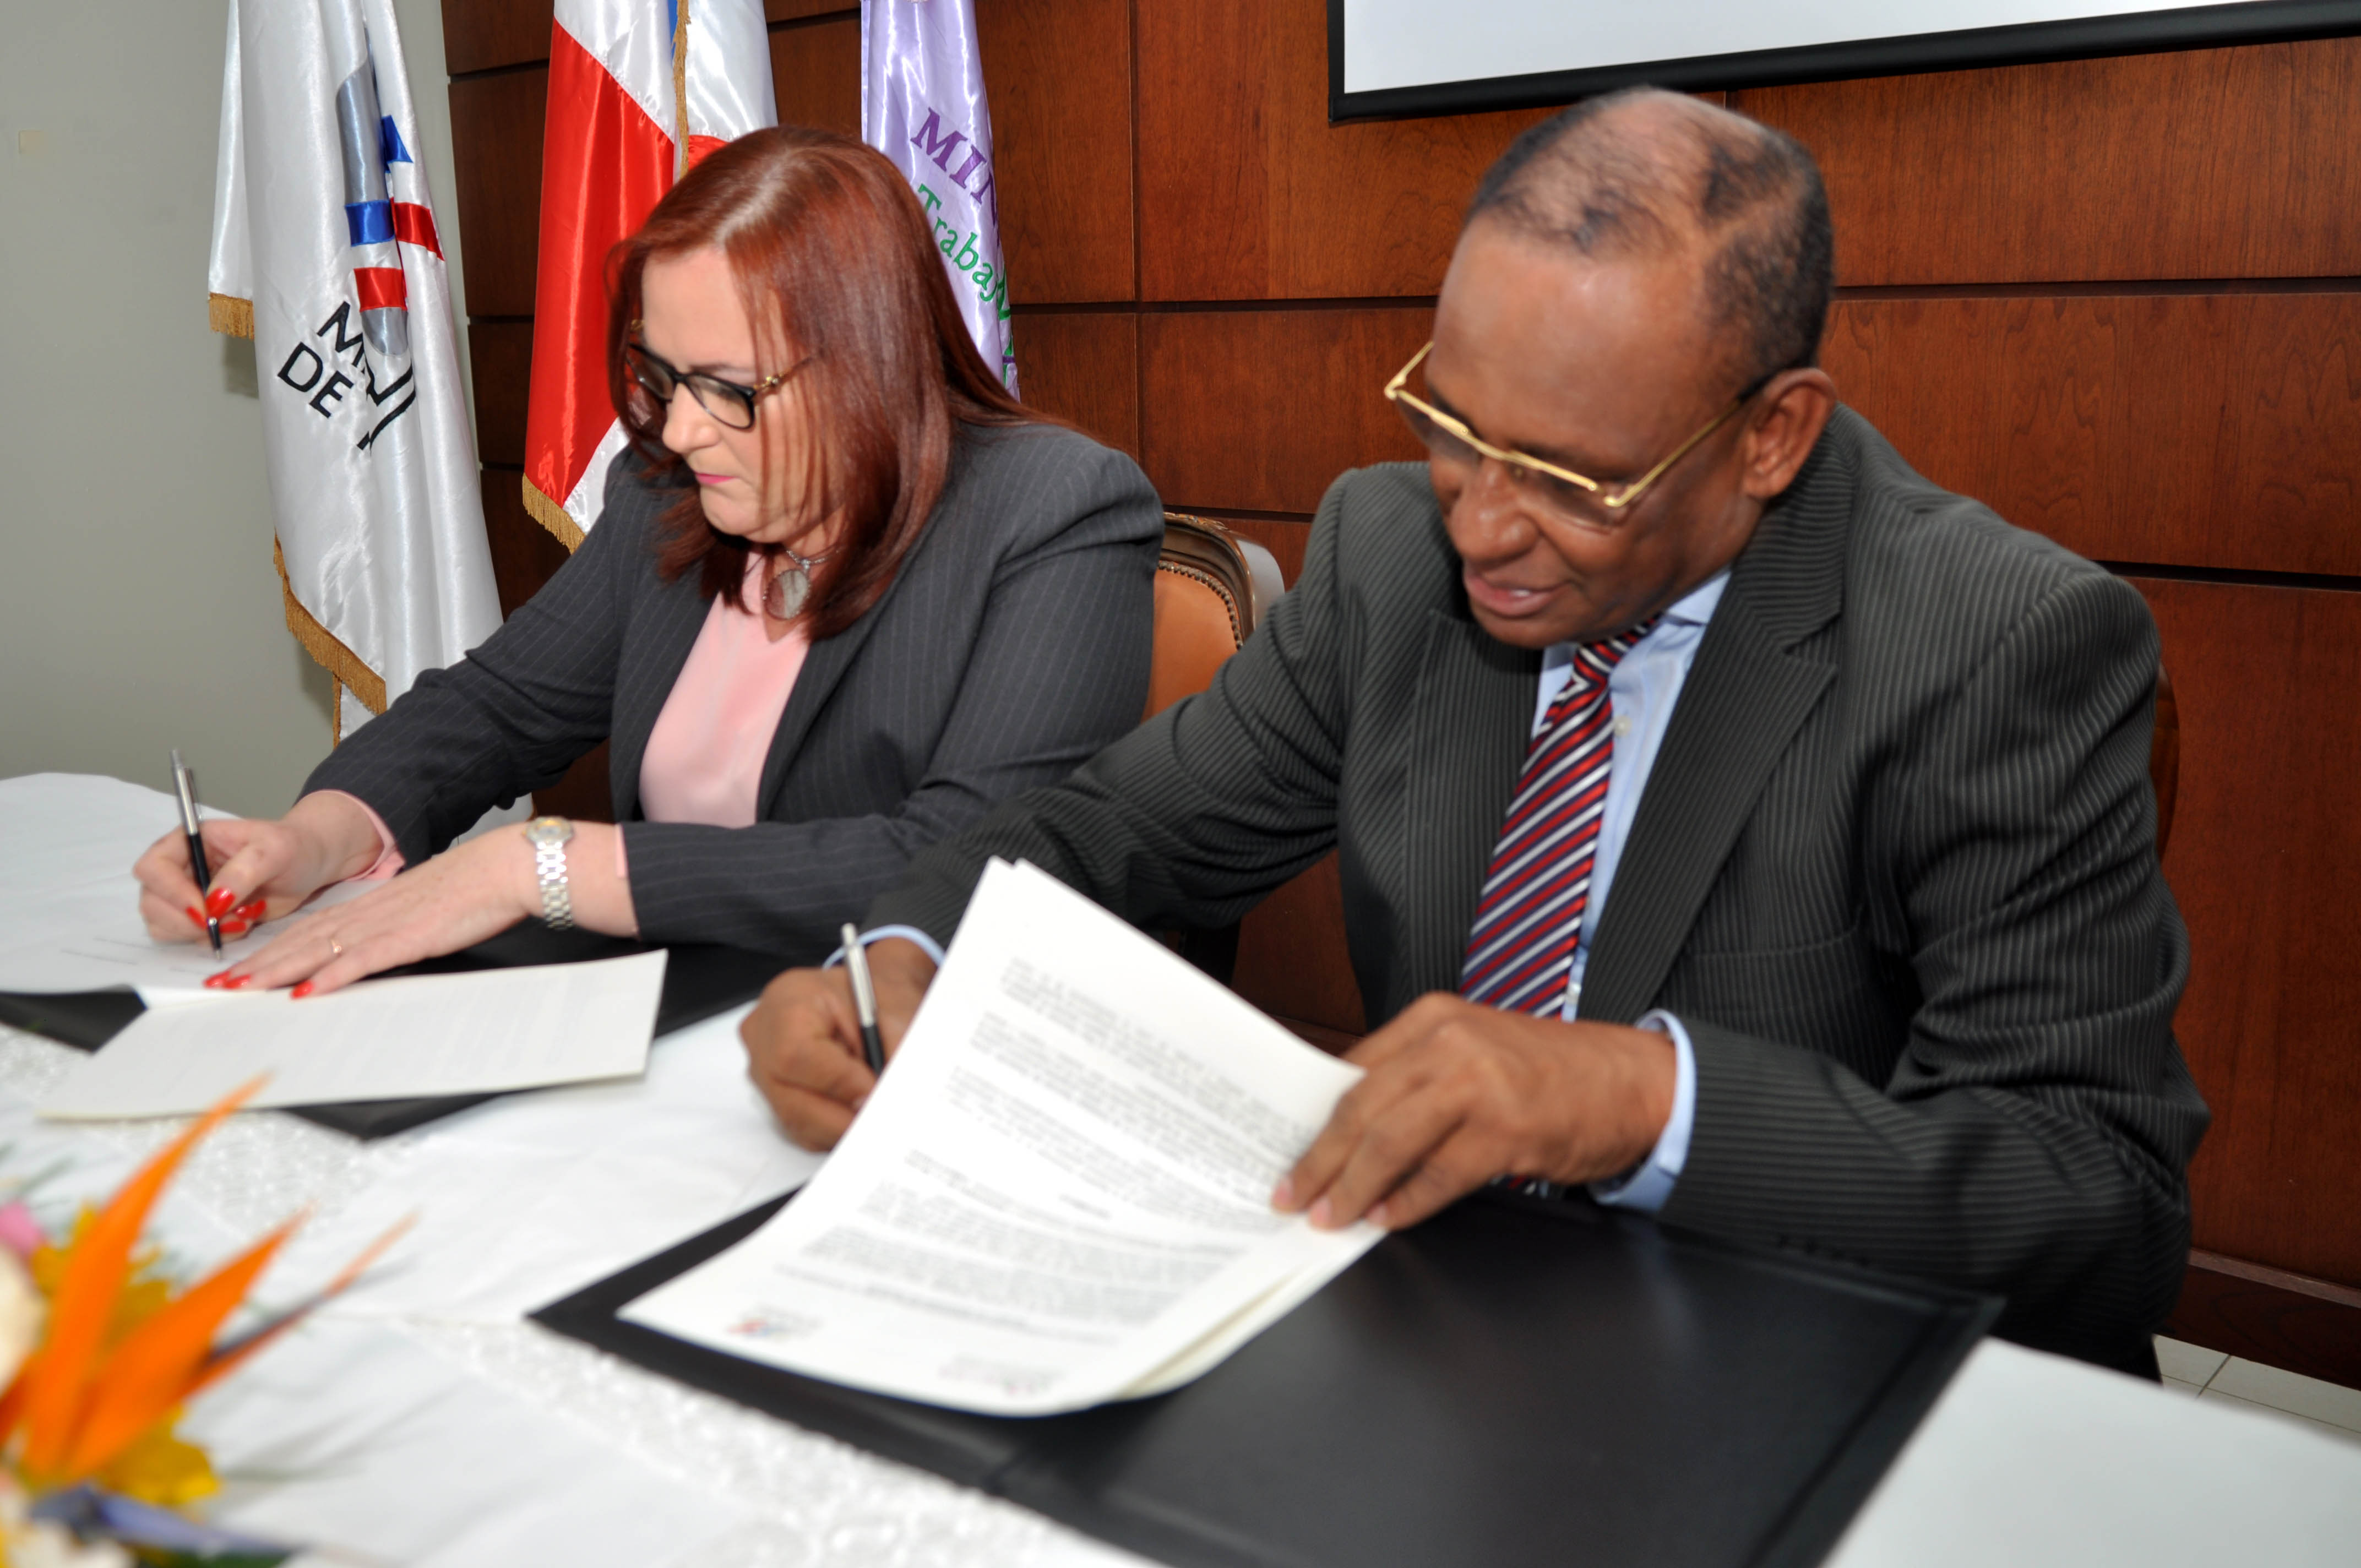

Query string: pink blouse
[330,554,807,907]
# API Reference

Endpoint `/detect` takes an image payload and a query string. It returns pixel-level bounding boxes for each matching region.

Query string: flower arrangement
[0,1084,401,1566]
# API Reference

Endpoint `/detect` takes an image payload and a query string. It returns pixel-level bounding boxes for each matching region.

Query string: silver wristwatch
[524,815,576,930]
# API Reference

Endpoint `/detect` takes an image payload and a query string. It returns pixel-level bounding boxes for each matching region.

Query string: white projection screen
[1331,1,2361,118]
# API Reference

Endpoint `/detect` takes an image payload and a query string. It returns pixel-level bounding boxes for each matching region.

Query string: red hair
[606,126,1038,637]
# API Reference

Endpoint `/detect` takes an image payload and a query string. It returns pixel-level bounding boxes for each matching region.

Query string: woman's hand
[206,825,541,996]
[205,818,639,998]
[134,792,384,943]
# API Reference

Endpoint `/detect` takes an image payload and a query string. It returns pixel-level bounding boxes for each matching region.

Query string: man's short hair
[1467,89,1835,391]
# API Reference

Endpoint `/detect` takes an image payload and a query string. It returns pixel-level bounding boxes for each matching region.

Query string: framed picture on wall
[1330,0,2361,119]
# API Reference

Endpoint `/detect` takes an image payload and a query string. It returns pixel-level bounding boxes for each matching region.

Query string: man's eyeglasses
[624,337,806,431]
[1384,341,1756,530]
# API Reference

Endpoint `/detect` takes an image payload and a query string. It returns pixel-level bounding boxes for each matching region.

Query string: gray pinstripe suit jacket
[304,422,1163,961]
[869,406,2209,1367]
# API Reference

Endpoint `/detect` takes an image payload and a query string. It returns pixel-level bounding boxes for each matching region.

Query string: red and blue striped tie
[1459,620,1657,1017]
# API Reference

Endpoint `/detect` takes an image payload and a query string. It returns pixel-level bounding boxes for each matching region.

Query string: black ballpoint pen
[170,749,223,957]
[841,922,887,1075]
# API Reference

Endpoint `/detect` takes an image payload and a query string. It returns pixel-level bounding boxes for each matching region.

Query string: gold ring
[329,938,345,959]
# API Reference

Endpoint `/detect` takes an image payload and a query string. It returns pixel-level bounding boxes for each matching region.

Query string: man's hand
[742,938,937,1149]
[1272,993,1677,1231]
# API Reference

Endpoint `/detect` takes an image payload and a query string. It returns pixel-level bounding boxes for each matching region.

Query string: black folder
[0,924,785,1138]
[534,1188,1998,1568]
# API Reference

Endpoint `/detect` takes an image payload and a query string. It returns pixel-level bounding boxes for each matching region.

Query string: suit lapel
[1399,610,1539,1003]
[1578,427,1856,1024]
[755,591,894,811]
[607,568,715,824]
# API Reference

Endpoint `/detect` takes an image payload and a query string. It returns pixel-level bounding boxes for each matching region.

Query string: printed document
[620,861,1383,1415]
[40,951,667,1119]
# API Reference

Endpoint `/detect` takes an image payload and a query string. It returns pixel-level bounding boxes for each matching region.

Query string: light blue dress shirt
[1529,571,1727,1214]
[858,570,1729,1216]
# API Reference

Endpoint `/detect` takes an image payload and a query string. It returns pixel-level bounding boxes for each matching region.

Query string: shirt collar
[1541,568,1732,671]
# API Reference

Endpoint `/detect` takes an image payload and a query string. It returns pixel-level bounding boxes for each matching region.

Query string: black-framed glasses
[624,339,806,431]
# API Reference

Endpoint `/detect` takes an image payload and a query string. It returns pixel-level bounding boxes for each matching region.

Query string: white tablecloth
[2,772,2355,1567]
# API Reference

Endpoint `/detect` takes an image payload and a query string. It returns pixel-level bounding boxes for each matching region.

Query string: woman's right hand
[132,792,386,944]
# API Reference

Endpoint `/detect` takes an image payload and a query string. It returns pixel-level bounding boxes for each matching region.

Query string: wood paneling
[480,467,570,620]
[1736,39,2361,286]
[1013,312,1139,456]
[1140,308,1429,513]
[765,1,855,21]
[1233,856,1366,1036]
[978,0,1134,303]
[467,323,534,468]
[447,69,548,318]
[770,17,861,138]
[2168,1249,2361,1392]
[1134,0,1551,301]
[442,0,552,76]
[2134,576,2361,1287]
[1211,516,1312,588]
[1825,292,2361,578]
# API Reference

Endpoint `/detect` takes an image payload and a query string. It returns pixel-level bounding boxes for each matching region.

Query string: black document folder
[0,924,785,1139]
[534,1188,1998,1568]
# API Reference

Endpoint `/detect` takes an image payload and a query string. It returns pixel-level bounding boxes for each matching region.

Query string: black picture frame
[1329,0,2361,122]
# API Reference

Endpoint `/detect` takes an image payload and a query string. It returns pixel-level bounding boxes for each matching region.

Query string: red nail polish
[290,981,314,999]
[186,906,206,928]
[224,974,255,990]
[204,886,238,919]
[203,972,228,989]
[219,919,248,938]
[232,899,266,922]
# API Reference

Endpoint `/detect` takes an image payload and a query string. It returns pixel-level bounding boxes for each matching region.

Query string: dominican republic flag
[864,0,1014,391]
[523,0,776,547]
[209,0,501,740]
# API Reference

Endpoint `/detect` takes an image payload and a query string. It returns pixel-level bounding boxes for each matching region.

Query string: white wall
[0,0,470,819]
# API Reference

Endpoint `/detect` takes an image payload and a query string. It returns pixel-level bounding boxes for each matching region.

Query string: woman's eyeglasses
[624,339,807,431]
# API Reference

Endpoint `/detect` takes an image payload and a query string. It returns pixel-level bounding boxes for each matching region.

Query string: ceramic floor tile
[2153,1336,2229,1388]
[2200,1388,2361,1448]
[2208,1358,2361,1433]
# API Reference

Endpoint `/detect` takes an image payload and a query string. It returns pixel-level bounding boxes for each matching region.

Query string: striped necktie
[1459,619,1658,1018]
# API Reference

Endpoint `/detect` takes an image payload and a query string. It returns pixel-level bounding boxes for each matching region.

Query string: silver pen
[841,923,886,1076]
[170,749,222,957]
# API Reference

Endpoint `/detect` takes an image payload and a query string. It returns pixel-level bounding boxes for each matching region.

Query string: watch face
[526,816,574,847]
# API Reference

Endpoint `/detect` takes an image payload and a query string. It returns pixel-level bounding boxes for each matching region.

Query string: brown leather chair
[1149,514,1283,981]
[1146,513,1283,719]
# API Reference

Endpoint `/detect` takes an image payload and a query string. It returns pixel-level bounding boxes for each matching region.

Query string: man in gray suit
[744,89,2207,1372]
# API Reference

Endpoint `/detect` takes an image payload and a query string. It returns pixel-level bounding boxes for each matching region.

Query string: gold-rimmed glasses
[1384,341,1753,528]
[624,337,807,431]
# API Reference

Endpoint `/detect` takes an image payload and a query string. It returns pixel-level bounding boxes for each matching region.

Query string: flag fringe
[208,293,255,339]
[521,477,586,551]
[274,539,388,718]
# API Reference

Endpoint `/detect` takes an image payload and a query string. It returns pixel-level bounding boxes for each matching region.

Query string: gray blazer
[306,422,1163,961]
[869,407,2209,1368]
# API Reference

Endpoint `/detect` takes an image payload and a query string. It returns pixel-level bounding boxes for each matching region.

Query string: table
[3,772,2355,1567]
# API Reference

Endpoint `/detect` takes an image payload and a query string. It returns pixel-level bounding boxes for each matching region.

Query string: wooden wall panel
[1134,0,1549,301]
[765,0,853,21]
[2136,576,2361,1288]
[1736,39,2361,286]
[1139,308,1429,513]
[1825,292,2361,578]
[770,18,861,137]
[480,469,568,620]
[446,70,548,317]
[977,0,1134,303]
[1214,516,1312,588]
[1233,856,1366,1037]
[1013,312,1139,457]
[442,0,552,75]
[467,323,534,468]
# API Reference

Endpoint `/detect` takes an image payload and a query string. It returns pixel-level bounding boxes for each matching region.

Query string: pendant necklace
[764,541,833,621]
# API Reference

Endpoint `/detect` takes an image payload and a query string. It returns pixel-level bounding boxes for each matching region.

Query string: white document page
[622,860,1383,1415]
[39,950,667,1119]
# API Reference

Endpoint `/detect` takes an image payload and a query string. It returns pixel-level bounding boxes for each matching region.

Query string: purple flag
[862,0,1015,391]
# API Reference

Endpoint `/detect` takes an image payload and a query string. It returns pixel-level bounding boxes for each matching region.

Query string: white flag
[210,0,501,739]
[862,0,1015,391]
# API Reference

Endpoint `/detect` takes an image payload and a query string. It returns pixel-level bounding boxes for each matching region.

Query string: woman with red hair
[133,128,1162,990]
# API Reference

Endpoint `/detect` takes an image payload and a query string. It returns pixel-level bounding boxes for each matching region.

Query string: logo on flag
[209,0,499,739]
